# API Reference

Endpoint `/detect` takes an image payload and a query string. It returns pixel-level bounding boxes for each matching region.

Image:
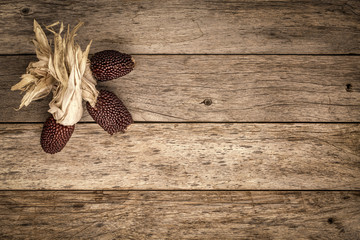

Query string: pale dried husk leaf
[11,20,55,110]
[11,20,98,126]
[11,73,54,109]
[79,38,98,107]
[82,62,98,107]
[33,19,51,63]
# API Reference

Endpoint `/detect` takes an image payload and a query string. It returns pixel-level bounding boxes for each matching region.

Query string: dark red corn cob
[86,90,133,134]
[90,50,135,82]
[40,116,75,154]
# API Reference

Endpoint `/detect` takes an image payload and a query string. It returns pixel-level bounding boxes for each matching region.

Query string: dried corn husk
[82,62,99,107]
[11,20,98,126]
[11,20,55,109]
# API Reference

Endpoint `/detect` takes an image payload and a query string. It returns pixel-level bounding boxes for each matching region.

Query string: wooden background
[0,0,360,239]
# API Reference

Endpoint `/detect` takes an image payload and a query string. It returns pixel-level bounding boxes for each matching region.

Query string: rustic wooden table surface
[1,0,360,239]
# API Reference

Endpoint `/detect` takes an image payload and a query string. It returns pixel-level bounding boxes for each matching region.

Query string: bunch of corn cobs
[11,20,135,154]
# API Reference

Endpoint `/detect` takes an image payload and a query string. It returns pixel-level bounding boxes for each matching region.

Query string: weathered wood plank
[1,123,359,190]
[0,191,359,239]
[0,0,360,54]
[1,55,360,122]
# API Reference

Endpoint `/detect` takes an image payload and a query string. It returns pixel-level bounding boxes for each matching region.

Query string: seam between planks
[1,122,360,124]
[0,190,359,192]
[1,54,360,57]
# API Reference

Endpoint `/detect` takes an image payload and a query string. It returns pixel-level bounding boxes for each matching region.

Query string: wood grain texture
[2,55,360,123]
[0,191,359,239]
[2,1,359,238]
[1,123,359,190]
[0,0,360,54]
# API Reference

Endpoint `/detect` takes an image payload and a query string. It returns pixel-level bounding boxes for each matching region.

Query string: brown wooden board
[2,55,360,123]
[1,123,359,190]
[0,0,360,54]
[0,191,359,239]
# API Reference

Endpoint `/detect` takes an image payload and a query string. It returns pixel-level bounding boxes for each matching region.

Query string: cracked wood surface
[2,55,360,123]
[1,123,359,190]
[0,191,359,239]
[0,0,360,54]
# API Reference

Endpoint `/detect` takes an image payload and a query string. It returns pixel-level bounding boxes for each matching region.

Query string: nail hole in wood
[346,84,352,92]
[201,98,212,106]
[328,218,334,224]
[73,203,85,209]
[21,7,30,15]
[96,223,104,228]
